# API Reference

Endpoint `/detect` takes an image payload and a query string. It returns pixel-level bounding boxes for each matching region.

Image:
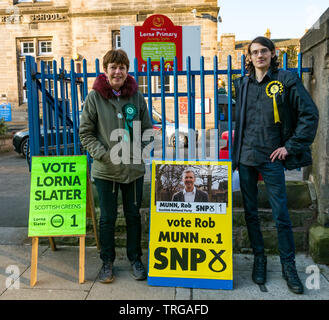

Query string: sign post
[148,160,233,290]
[28,155,89,287]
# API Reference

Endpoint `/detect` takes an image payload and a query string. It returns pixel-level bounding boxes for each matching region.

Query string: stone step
[45,181,316,253]
[91,180,316,211]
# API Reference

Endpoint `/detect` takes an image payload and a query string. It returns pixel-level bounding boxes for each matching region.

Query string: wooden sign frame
[30,172,99,287]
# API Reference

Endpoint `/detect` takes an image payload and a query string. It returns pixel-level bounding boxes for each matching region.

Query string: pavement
[0,244,328,302]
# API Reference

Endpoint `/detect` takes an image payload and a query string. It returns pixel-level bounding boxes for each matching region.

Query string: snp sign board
[148,160,233,290]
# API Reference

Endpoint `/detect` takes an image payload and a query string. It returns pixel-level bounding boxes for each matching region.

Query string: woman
[79,49,153,283]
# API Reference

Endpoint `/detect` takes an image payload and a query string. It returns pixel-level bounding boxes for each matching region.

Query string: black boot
[282,262,304,294]
[252,255,267,285]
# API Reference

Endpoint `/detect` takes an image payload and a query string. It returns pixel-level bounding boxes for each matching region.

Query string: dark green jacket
[232,70,319,170]
[79,74,153,183]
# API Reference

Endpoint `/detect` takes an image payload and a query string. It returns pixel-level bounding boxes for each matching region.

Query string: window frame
[38,40,52,56]
[20,41,35,56]
[112,30,121,49]
[139,76,148,94]
[17,38,53,105]
[155,75,171,94]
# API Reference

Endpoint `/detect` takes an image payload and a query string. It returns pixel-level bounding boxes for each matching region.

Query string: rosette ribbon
[265,81,284,124]
[122,104,137,142]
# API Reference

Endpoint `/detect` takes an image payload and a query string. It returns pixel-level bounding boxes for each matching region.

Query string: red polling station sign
[135,14,182,72]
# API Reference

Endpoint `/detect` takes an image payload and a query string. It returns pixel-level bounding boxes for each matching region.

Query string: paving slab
[0,245,48,294]
[87,253,176,300]
[0,245,327,301]
[0,288,88,300]
[18,246,101,291]
[193,254,329,300]
[0,228,29,245]
[175,287,192,300]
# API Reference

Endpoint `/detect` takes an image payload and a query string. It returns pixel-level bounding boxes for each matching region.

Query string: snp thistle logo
[5,6,21,26]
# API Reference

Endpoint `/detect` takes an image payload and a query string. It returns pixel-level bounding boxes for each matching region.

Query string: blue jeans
[94,176,144,263]
[238,162,295,264]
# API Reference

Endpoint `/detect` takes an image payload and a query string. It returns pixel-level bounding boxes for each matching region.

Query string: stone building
[0,0,219,128]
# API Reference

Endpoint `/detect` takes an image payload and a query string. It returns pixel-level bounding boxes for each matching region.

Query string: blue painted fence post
[26,55,40,159]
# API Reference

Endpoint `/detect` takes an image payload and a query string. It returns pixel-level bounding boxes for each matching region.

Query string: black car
[13,127,78,159]
[13,128,29,158]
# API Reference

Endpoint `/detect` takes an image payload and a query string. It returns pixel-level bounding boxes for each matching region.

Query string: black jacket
[172,188,209,202]
[232,70,319,170]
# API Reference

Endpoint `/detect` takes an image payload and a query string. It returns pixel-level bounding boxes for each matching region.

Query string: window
[112,31,121,49]
[39,41,52,55]
[21,60,27,102]
[155,76,171,93]
[17,38,53,104]
[139,76,148,94]
[21,42,34,55]
[39,60,54,95]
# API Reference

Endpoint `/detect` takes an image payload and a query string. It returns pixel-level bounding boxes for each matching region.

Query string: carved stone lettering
[30,13,66,22]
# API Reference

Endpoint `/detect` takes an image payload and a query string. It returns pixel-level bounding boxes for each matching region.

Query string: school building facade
[0,0,219,127]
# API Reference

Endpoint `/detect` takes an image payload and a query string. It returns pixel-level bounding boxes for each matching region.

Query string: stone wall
[300,8,329,263]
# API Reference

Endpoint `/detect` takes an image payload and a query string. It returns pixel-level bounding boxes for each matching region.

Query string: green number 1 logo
[71,215,78,227]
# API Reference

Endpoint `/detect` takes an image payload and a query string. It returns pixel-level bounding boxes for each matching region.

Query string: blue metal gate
[25,53,310,169]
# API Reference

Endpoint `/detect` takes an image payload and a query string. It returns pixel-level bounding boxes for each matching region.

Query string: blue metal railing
[25,53,310,170]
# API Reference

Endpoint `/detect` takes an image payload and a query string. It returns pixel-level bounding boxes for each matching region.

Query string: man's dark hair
[246,36,279,75]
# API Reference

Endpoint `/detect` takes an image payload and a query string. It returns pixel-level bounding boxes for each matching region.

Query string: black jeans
[94,176,144,263]
[239,162,295,264]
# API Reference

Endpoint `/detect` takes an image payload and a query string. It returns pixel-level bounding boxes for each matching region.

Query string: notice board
[148,160,233,290]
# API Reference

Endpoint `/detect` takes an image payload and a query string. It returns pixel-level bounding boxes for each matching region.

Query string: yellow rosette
[265,81,284,124]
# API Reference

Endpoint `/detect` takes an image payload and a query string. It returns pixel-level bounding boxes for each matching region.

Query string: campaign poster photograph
[154,162,229,214]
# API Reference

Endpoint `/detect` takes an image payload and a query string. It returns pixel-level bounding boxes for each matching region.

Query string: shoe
[99,262,114,283]
[252,255,267,285]
[131,260,147,281]
[282,263,304,294]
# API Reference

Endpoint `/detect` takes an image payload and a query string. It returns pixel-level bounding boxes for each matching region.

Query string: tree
[278,45,298,68]
[0,118,7,136]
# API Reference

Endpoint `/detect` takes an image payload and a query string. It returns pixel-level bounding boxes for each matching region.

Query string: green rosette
[122,104,138,142]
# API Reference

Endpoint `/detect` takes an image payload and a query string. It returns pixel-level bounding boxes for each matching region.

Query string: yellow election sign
[147,160,233,290]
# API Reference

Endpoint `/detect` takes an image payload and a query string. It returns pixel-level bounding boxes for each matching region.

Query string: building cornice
[0,5,217,17]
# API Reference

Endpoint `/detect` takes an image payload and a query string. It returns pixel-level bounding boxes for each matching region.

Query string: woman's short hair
[103,49,130,71]
[246,36,279,75]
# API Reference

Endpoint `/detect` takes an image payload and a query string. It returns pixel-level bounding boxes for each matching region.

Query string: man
[232,37,318,294]
[172,169,209,202]
[79,49,153,283]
